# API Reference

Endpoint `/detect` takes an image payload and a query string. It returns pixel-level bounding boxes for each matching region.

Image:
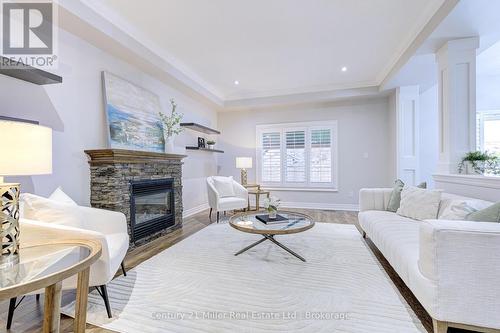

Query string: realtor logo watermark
[1,0,58,69]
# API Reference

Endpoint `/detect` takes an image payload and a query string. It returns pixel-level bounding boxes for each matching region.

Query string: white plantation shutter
[257,121,337,188]
[261,132,281,182]
[310,129,332,183]
[285,130,306,182]
[477,111,500,154]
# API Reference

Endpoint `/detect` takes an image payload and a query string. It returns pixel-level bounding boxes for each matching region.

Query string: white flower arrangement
[263,196,280,213]
[159,99,184,138]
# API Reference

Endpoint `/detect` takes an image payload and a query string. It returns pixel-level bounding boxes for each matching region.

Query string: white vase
[268,209,277,219]
[164,135,175,153]
[465,161,484,175]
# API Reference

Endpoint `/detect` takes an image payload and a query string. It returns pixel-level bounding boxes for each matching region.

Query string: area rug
[62,223,425,333]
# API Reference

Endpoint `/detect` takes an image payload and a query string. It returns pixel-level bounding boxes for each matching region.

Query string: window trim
[256,121,338,190]
[477,110,500,152]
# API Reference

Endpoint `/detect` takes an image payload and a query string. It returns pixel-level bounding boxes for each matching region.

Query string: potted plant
[458,151,499,175]
[159,99,183,153]
[263,196,281,219]
[206,140,216,149]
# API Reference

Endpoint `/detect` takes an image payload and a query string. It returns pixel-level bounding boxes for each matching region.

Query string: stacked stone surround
[85,149,186,248]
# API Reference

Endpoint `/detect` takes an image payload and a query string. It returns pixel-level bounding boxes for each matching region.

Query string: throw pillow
[439,199,492,220]
[212,176,235,198]
[466,202,500,223]
[21,193,85,228]
[387,179,405,212]
[387,179,427,212]
[49,187,78,206]
[396,186,442,220]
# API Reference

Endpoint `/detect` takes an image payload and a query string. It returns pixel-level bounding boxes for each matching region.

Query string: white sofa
[358,188,500,333]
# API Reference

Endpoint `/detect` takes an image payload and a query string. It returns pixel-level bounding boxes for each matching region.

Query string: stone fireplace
[85,149,186,247]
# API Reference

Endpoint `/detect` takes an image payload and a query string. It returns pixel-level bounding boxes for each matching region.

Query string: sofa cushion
[438,193,492,218]
[21,193,86,229]
[386,179,405,212]
[439,198,493,220]
[358,210,420,284]
[218,197,247,211]
[466,202,500,223]
[397,186,441,220]
[387,180,426,212]
[49,187,77,206]
[213,176,235,198]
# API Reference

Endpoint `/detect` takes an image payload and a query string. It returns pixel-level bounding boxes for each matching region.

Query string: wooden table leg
[255,192,260,211]
[43,281,62,333]
[74,267,90,333]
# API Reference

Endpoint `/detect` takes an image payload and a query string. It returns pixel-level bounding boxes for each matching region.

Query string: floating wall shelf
[0,57,62,85]
[180,123,220,135]
[186,146,224,153]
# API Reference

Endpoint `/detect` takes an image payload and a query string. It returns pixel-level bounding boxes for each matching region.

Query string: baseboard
[280,201,359,211]
[183,203,210,218]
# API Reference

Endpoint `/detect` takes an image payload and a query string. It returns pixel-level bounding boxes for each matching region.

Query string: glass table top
[229,210,314,235]
[0,244,91,289]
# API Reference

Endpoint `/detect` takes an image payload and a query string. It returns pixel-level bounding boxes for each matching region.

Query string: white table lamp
[0,118,52,260]
[236,157,252,185]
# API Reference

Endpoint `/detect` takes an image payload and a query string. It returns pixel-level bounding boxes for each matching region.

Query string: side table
[247,189,271,211]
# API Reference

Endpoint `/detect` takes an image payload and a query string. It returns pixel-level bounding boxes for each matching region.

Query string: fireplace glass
[130,179,175,242]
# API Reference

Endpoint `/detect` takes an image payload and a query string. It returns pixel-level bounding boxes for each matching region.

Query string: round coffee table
[0,240,102,333]
[229,210,314,262]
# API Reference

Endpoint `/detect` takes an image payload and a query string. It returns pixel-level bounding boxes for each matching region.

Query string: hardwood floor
[0,209,471,333]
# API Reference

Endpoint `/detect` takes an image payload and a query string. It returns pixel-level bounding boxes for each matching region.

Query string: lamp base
[1,182,20,256]
[240,169,248,185]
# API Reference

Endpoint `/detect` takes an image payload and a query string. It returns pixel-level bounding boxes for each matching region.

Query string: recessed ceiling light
[234,80,239,85]
[341,67,347,72]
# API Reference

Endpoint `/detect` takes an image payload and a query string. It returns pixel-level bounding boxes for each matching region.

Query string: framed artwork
[198,137,206,148]
[102,71,164,153]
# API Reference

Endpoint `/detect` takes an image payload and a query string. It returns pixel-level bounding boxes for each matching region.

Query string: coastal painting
[102,72,164,152]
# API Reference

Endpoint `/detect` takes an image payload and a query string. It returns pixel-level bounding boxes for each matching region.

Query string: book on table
[255,214,288,224]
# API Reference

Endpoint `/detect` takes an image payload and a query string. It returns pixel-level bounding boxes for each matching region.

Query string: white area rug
[62,223,425,333]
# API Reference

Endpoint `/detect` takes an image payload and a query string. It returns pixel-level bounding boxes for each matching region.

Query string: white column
[436,37,479,174]
[395,85,420,185]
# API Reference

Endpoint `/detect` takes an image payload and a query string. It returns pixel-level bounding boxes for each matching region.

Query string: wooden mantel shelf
[85,149,187,165]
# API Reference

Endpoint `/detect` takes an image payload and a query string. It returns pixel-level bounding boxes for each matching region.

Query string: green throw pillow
[387,179,405,212]
[386,180,427,212]
[466,202,500,223]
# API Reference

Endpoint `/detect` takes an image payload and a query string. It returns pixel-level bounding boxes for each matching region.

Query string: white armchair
[207,176,248,222]
[6,193,129,329]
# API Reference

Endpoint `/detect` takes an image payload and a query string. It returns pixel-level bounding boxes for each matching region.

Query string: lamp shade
[236,157,252,169]
[0,120,52,176]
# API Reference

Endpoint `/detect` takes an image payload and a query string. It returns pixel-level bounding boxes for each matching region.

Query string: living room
[0,1,499,333]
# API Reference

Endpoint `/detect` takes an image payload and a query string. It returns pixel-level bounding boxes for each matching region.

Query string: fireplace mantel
[85,148,187,165]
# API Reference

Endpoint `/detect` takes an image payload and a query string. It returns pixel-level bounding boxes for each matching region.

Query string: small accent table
[247,189,270,211]
[229,210,314,261]
[0,240,102,333]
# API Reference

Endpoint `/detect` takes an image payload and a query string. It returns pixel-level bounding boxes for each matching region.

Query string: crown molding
[56,0,453,109]
[222,86,386,110]
[57,0,224,106]
[378,0,459,91]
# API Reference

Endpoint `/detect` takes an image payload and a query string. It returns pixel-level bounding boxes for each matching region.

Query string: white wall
[1,29,218,213]
[217,98,393,209]
[477,75,500,111]
[419,84,439,187]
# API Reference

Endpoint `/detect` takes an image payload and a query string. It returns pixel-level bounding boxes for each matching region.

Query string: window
[256,121,337,189]
[477,111,500,154]
[261,132,281,182]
